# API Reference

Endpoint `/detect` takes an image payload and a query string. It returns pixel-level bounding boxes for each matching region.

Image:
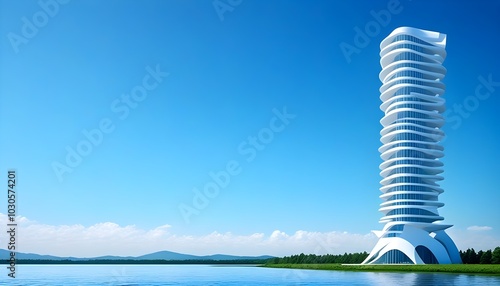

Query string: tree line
[267,247,500,264]
[266,252,369,264]
[460,247,500,264]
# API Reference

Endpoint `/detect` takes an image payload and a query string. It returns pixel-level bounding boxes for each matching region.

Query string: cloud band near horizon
[1,214,497,258]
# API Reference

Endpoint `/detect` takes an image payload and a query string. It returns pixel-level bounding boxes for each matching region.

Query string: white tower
[363,27,462,264]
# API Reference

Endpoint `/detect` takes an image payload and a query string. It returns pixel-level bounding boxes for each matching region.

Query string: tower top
[381,27,447,49]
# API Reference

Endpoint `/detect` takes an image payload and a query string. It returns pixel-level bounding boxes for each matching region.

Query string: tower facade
[362,27,462,264]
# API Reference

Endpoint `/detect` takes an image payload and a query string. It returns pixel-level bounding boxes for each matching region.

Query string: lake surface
[0,265,499,285]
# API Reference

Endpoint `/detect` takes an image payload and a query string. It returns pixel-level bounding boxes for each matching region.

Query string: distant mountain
[137,251,274,261]
[91,255,136,260]
[0,249,80,260]
[136,250,203,260]
[0,249,274,261]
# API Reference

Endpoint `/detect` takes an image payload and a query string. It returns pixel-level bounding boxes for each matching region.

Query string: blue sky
[1,0,499,257]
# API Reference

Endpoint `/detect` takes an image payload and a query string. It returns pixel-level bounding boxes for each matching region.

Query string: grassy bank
[263,263,500,275]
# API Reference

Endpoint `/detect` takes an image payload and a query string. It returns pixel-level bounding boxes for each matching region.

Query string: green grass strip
[262,263,500,275]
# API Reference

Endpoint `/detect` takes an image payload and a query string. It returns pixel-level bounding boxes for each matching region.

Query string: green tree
[297,253,306,264]
[463,248,471,264]
[492,247,500,264]
[480,250,492,264]
[469,248,477,264]
[477,250,484,264]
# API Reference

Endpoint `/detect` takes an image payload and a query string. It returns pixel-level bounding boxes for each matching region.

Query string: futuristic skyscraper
[362,27,462,264]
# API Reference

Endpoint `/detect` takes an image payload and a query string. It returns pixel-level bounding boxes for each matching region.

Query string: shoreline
[262,263,500,275]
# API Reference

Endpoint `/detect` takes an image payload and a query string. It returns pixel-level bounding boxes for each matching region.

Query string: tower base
[362,226,462,264]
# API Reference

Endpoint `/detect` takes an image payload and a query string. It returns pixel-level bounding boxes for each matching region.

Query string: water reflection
[362,271,500,286]
[277,268,498,286]
[365,272,459,286]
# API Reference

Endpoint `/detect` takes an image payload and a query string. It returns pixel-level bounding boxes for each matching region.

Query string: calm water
[0,265,499,286]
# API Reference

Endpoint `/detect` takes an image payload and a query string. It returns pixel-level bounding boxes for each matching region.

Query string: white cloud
[467,225,493,231]
[0,214,376,258]
[145,224,172,238]
[270,230,289,240]
[447,228,500,251]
